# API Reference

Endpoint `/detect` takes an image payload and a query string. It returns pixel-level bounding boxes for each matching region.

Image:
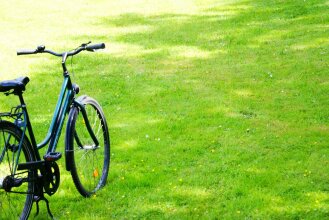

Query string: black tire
[66,96,110,197]
[0,121,36,220]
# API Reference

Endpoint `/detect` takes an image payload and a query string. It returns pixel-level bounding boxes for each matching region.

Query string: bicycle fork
[65,95,100,171]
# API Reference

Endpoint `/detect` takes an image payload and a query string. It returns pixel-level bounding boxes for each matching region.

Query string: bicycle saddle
[0,76,30,93]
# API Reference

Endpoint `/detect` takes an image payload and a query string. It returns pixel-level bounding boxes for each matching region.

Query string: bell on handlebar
[37,45,45,52]
[81,41,91,47]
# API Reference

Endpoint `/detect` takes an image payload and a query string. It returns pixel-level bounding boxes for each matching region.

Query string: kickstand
[34,195,54,219]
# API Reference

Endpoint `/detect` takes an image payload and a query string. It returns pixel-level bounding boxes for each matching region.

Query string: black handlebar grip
[86,43,105,51]
[17,50,37,56]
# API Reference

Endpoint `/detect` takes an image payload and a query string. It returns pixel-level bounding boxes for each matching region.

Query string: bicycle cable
[70,55,75,80]
[69,41,91,80]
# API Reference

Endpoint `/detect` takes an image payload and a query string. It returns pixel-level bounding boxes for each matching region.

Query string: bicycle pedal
[44,152,62,162]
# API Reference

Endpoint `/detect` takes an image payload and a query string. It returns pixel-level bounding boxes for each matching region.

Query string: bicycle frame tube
[37,75,74,153]
[5,50,102,165]
[12,110,29,172]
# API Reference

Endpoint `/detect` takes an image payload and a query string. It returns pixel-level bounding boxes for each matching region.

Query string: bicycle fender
[65,106,76,171]
[64,95,90,171]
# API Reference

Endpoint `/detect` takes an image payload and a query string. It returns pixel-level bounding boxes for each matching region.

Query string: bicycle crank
[43,162,60,196]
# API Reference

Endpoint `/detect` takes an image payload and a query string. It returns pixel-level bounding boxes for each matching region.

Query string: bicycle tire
[0,121,36,220]
[66,96,110,197]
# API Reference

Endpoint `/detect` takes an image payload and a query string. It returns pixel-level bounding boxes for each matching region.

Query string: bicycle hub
[2,175,23,192]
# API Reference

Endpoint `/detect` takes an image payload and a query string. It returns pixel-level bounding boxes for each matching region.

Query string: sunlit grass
[0,0,329,219]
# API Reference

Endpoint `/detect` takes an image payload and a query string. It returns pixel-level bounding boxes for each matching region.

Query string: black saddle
[0,76,30,93]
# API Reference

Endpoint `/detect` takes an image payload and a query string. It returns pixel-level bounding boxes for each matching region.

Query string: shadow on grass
[21,0,329,219]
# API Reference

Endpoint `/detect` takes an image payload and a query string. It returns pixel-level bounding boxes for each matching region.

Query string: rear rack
[0,105,25,126]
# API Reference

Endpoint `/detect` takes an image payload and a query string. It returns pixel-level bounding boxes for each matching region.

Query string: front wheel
[66,96,110,197]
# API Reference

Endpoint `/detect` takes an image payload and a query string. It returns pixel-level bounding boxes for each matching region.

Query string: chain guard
[44,162,60,196]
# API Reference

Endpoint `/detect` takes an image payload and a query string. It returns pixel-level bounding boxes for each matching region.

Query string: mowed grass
[0,0,329,219]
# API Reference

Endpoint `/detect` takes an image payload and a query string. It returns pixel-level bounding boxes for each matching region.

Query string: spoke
[75,148,92,167]
[0,126,34,219]
[6,146,13,176]
[1,131,13,176]
[92,150,96,189]
[0,131,7,162]
[95,116,102,140]
[93,149,101,188]
[90,108,97,132]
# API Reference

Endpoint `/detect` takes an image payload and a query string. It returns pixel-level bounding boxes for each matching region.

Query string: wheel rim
[0,127,34,219]
[73,103,109,194]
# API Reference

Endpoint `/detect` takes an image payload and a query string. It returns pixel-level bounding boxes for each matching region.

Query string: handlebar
[17,42,105,74]
[86,43,105,51]
[17,42,105,57]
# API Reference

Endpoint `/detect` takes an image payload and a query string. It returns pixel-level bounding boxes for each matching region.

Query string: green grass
[0,0,329,219]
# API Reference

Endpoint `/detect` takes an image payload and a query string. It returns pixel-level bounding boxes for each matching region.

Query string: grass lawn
[0,0,329,219]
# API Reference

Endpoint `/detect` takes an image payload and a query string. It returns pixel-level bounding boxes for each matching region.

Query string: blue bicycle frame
[0,50,100,173]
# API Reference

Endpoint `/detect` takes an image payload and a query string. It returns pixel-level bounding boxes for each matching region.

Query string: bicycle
[0,42,110,219]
